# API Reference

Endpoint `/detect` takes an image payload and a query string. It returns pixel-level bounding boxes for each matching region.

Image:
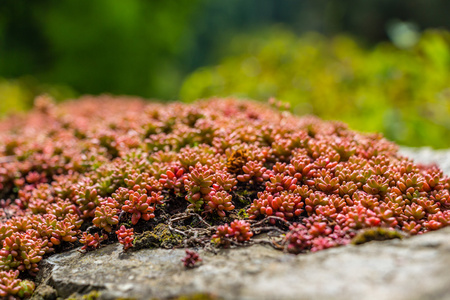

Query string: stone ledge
[34,147,450,300]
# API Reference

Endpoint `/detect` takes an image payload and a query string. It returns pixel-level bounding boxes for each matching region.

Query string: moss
[232,189,255,208]
[66,291,137,300]
[174,294,219,300]
[66,290,101,300]
[133,223,185,250]
[351,227,404,245]
[237,208,249,219]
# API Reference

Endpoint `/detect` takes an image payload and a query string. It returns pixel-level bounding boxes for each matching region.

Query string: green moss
[351,227,404,245]
[237,208,249,219]
[133,223,185,250]
[235,189,251,197]
[233,189,254,207]
[66,290,101,300]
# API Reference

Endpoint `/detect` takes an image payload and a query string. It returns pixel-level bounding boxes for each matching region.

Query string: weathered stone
[35,148,450,300]
[36,227,450,300]
[29,284,57,300]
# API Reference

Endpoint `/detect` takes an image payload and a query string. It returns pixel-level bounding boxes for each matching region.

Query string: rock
[29,284,57,300]
[399,147,450,175]
[36,228,450,300]
[35,147,450,300]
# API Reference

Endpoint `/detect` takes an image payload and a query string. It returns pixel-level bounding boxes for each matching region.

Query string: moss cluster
[351,228,404,245]
[134,224,184,250]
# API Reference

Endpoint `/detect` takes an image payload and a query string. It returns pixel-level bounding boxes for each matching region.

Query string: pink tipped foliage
[0,96,449,297]
[181,249,202,268]
[121,191,156,225]
[212,220,253,245]
[79,232,107,252]
[184,163,215,211]
[0,270,34,298]
[92,198,119,232]
[115,225,134,252]
[207,190,235,217]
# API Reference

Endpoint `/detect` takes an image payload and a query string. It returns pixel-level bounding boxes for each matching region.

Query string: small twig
[250,216,292,228]
[251,226,286,235]
[272,239,286,251]
[218,237,241,247]
[169,213,191,223]
[167,224,188,237]
[250,239,273,245]
[188,212,214,229]
[249,239,282,250]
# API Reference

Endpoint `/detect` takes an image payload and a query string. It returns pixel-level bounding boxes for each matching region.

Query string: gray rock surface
[399,147,450,175]
[34,148,450,300]
[36,229,450,300]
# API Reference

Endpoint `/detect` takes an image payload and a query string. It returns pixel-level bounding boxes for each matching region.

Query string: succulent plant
[0,270,35,298]
[92,198,120,232]
[0,96,450,298]
[79,232,107,252]
[207,191,235,218]
[115,225,134,252]
[181,249,202,268]
[122,192,156,225]
[212,220,253,246]
[184,163,215,211]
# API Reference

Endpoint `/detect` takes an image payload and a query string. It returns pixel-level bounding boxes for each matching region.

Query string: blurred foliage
[1,0,450,148]
[180,28,450,148]
[186,0,450,67]
[0,77,76,117]
[1,0,449,100]
[0,0,199,100]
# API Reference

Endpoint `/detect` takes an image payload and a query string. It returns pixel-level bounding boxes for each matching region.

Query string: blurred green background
[1,0,449,148]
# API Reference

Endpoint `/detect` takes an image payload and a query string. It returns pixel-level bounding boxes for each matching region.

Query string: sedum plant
[181,249,202,268]
[0,96,449,298]
[115,225,134,252]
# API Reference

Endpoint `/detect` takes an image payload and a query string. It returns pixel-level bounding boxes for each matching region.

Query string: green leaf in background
[180,28,450,148]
